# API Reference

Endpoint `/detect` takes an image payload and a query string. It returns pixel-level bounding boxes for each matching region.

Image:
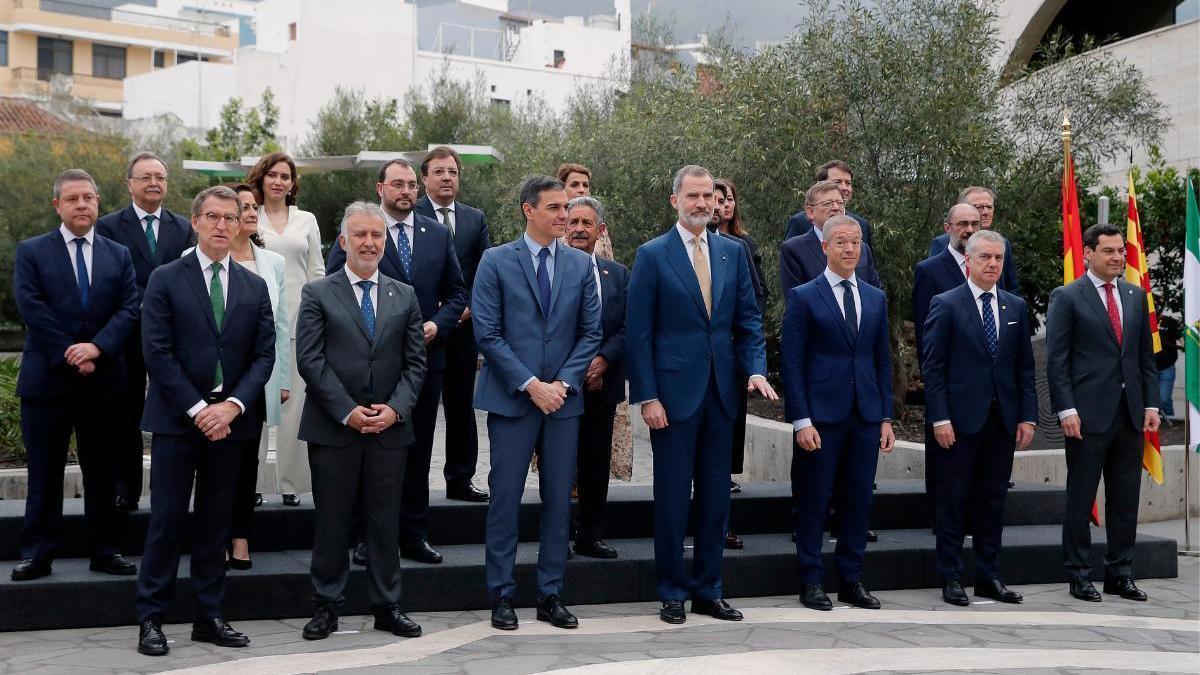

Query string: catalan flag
[1123,173,1163,484]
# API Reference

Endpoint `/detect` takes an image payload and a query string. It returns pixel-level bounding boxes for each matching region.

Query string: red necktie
[1103,283,1122,345]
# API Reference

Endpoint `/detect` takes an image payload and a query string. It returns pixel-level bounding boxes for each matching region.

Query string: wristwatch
[559,381,571,394]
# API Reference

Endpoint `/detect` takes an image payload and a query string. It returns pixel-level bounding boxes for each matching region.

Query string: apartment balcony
[12,0,232,38]
[5,66,123,106]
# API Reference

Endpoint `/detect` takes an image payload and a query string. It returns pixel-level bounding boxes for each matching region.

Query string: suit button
[545,337,551,343]
[849,378,855,385]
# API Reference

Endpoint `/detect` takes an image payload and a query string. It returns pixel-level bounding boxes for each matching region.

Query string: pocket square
[1007,321,1018,325]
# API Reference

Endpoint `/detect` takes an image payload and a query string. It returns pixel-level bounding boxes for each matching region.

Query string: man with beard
[928,187,1018,293]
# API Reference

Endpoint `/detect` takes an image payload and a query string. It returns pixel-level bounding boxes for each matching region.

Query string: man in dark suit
[780,180,882,294]
[922,230,1036,607]
[928,186,1018,293]
[473,176,601,631]
[415,146,491,503]
[627,165,776,625]
[327,159,467,566]
[782,215,894,612]
[134,186,275,656]
[784,160,873,247]
[1047,224,1160,603]
[10,169,140,582]
[563,196,629,559]
[96,152,194,512]
[298,202,428,641]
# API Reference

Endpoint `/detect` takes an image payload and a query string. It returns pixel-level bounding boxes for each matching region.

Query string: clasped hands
[194,401,240,441]
[528,379,569,414]
[347,404,400,434]
[64,342,100,375]
[584,355,608,392]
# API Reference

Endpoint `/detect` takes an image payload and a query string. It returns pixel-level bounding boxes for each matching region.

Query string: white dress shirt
[590,252,603,312]
[791,269,860,431]
[59,224,93,285]
[384,210,416,255]
[429,197,456,233]
[675,222,713,280]
[931,279,1000,429]
[132,203,163,242]
[812,223,825,242]
[948,244,968,279]
[344,265,380,317]
[187,247,244,418]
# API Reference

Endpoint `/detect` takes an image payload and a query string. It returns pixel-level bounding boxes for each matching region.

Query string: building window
[289,22,297,42]
[153,51,165,69]
[92,44,126,79]
[553,49,565,69]
[491,98,510,107]
[37,36,73,81]
[0,31,8,67]
[177,52,198,64]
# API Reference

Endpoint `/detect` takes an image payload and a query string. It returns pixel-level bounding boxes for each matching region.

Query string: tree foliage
[179,89,281,162]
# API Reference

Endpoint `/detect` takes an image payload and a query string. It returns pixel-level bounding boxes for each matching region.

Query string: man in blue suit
[928,187,1018,293]
[472,176,602,631]
[10,169,140,582]
[782,215,895,611]
[922,230,1035,607]
[134,186,275,656]
[780,180,882,294]
[327,158,468,565]
[627,165,776,625]
[96,152,195,512]
[783,160,873,247]
[415,146,492,503]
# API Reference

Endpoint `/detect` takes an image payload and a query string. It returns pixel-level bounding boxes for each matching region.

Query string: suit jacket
[140,252,276,440]
[472,237,602,418]
[781,274,893,425]
[14,230,139,399]
[592,257,630,407]
[779,227,883,294]
[921,283,1036,435]
[1045,275,1159,434]
[785,209,873,249]
[911,248,967,357]
[295,271,427,448]
[626,228,767,421]
[928,232,1019,293]
[96,205,193,297]
[325,212,467,371]
[415,195,491,298]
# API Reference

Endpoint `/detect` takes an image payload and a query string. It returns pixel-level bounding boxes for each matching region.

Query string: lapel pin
[721,255,727,261]
[420,227,426,232]
[602,269,609,275]
[388,291,393,297]
[1002,305,1006,310]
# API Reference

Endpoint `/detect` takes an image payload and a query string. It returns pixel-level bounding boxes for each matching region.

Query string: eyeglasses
[812,199,845,209]
[131,174,167,183]
[384,181,419,190]
[202,212,239,226]
[950,220,981,229]
[430,168,460,178]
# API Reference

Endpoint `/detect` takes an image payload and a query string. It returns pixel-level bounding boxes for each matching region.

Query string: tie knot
[438,207,450,216]
[538,247,551,261]
[74,237,86,245]
[143,214,155,225]
[979,291,993,302]
[210,261,223,274]
[839,279,853,291]
[357,280,375,292]
[694,235,705,247]
[1103,283,1114,291]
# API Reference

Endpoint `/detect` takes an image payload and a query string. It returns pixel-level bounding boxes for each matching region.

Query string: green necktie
[210,261,225,387]
[143,214,158,257]
[438,207,453,237]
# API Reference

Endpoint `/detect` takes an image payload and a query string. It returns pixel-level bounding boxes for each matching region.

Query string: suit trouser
[276,339,311,495]
[485,410,579,603]
[136,433,242,622]
[310,440,407,611]
[115,333,147,503]
[651,377,733,601]
[1062,396,1142,578]
[730,373,748,475]
[229,423,268,540]
[933,404,1014,581]
[20,396,122,564]
[792,410,879,584]
[399,371,444,546]
[576,394,617,544]
[924,424,939,521]
[442,323,480,489]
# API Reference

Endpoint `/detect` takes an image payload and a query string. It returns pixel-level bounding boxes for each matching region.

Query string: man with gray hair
[921,229,1035,607]
[780,181,882,293]
[928,186,1018,292]
[296,201,428,641]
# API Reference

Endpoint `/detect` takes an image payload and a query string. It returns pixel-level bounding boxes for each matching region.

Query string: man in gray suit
[295,202,428,641]
[1046,223,1160,603]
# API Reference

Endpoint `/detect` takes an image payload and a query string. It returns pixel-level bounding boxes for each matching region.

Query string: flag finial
[1061,109,1072,142]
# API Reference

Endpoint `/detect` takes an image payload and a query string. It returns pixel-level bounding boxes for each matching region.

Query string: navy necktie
[394,225,413,280]
[840,279,857,343]
[980,291,998,361]
[358,280,376,340]
[536,247,551,315]
[74,237,90,311]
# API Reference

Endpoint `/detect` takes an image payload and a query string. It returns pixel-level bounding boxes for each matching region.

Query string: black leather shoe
[492,597,518,630]
[254,493,263,508]
[800,583,833,611]
[137,619,168,656]
[447,483,489,502]
[659,599,686,624]
[942,579,970,606]
[114,495,138,513]
[191,618,249,647]
[302,607,338,640]
[1103,576,1147,601]
[1069,577,1102,602]
[724,532,745,549]
[11,559,51,581]
[373,605,422,637]
[975,578,1022,604]
[692,598,743,621]
[90,554,137,576]
[352,542,368,566]
[574,539,618,559]
[866,529,879,543]
[838,581,881,609]
[282,493,301,507]
[401,540,443,564]
[536,594,579,628]
[730,480,741,493]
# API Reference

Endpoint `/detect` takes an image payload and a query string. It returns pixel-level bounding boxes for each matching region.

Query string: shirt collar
[523,232,556,257]
[194,246,231,272]
[947,244,967,268]
[383,210,415,229]
[823,266,856,288]
[675,222,708,247]
[132,203,162,223]
[967,277,996,299]
[1086,268,1116,288]
[428,197,455,212]
[590,252,599,267]
[344,264,380,287]
[812,224,825,242]
[59,224,94,246]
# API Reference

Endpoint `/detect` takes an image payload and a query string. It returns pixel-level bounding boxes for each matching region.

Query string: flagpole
[1187,423,1197,556]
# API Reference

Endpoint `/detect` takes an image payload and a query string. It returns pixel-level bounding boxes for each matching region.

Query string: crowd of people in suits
[9,149,1161,657]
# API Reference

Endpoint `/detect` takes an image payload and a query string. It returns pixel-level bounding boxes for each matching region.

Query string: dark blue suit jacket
[626,228,767,421]
[140,252,276,440]
[921,283,1036,435]
[785,209,873,249]
[325,212,467,371]
[911,248,967,358]
[13,230,139,399]
[781,274,893,425]
[928,232,1018,292]
[779,227,882,294]
[96,205,193,298]
[415,195,491,298]
[593,257,629,407]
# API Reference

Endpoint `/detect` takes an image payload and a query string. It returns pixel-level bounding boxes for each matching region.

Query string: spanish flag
[1062,147,1086,285]
[1124,174,1164,484]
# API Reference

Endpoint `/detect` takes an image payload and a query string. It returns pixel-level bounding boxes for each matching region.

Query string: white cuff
[636,398,659,406]
[1057,408,1078,421]
[792,418,812,431]
[187,400,206,418]
[226,397,245,415]
[932,420,951,428]
[519,376,537,392]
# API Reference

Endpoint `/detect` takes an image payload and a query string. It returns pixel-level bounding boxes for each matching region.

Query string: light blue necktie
[74,238,89,311]
[980,291,998,361]
[358,280,376,340]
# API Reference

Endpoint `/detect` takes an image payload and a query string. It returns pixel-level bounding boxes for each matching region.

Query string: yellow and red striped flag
[1062,146,1086,284]
[1124,173,1164,484]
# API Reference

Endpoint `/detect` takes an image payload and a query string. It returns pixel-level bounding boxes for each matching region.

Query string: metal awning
[182,144,503,177]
